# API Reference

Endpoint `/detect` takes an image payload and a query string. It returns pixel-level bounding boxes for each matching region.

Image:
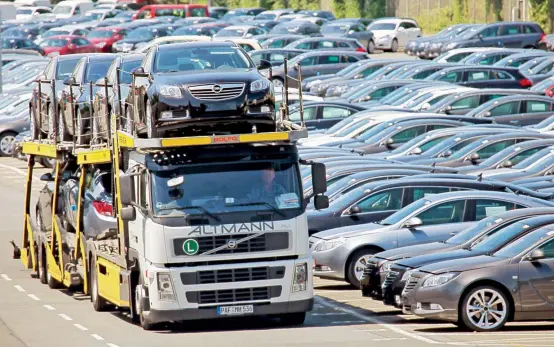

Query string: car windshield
[493,228,554,258]
[357,122,389,141]
[446,216,504,245]
[255,13,276,20]
[449,138,489,159]
[217,28,246,37]
[325,116,356,134]
[470,222,533,252]
[387,89,420,106]
[514,148,554,169]
[39,39,68,48]
[533,114,554,129]
[379,199,429,226]
[53,5,73,14]
[337,62,365,76]
[368,22,396,30]
[334,119,372,138]
[151,161,302,216]
[127,28,155,40]
[16,9,33,15]
[119,59,142,84]
[390,134,450,154]
[154,46,252,73]
[57,59,80,79]
[321,24,348,34]
[43,30,70,38]
[87,30,115,39]
[86,13,104,20]
[85,60,114,83]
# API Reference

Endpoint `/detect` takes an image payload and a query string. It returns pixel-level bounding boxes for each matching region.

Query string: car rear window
[524,25,540,34]
[190,8,207,17]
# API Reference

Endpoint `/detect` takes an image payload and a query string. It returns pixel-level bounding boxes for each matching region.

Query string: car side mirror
[442,149,453,158]
[120,206,136,221]
[311,162,327,195]
[446,105,453,111]
[69,44,76,50]
[478,33,484,40]
[36,74,47,82]
[257,59,272,70]
[398,27,405,31]
[314,194,329,210]
[527,249,545,262]
[410,147,423,155]
[40,173,54,181]
[132,66,148,77]
[501,159,513,168]
[382,138,395,147]
[405,217,423,229]
[119,174,135,206]
[349,205,362,214]
[63,77,77,86]
[420,102,431,110]
[468,152,480,162]
[293,64,299,71]
[362,95,372,101]
[484,111,492,117]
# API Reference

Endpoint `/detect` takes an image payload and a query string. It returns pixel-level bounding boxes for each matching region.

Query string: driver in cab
[247,164,287,202]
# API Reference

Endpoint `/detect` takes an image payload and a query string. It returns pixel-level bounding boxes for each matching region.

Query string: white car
[367,18,421,52]
[133,35,211,53]
[212,37,262,52]
[213,25,266,38]
[15,6,52,20]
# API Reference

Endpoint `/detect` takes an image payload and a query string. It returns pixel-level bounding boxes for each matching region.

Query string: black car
[404,24,473,57]
[383,214,554,307]
[249,48,307,67]
[285,37,367,52]
[30,54,88,141]
[307,177,544,236]
[441,21,545,53]
[494,51,553,68]
[360,207,554,298]
[333,80,418,102]
[112,24,173,53]
[425,66,534,89]
[320,21,374,53]
[461,49,523,65]
[2,37,44,55]
[172,23,227,37]
[93,53,145,141]
[128,41,274,137]
[59,54,118,145]
[288,101,367,130]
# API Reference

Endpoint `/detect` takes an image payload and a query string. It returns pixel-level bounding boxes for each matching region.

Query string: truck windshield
[151,162,302,216]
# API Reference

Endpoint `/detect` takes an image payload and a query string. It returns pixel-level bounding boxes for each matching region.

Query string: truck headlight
[313,237,345,252]
[157,273,176,301]
[159,85,182,98]
[421,272,459,288]
[251,79,270,92]
[292,263,307,292]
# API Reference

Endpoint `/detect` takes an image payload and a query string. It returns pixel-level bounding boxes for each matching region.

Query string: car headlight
[159,85,182,98]
[251,79,270,92]
[313,237,345,252]
[422,272,460,288]
[380,261,392,274]
[381,35,391,40]
[401,269,413,281]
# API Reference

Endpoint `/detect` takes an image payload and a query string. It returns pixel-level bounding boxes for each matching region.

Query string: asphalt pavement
[1,51,554,347]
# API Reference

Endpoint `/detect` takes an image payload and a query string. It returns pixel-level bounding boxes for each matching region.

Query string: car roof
[296,50,368,57]
[223,25,257,30]
[121,53,145,62]
[295,36,357,42]
[157,41,235,51]
[485,94,554,102]
[422,190,552,204]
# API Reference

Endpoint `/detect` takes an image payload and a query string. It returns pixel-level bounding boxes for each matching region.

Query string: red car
[39,35,97,56]
[86,27,128,53]
[133,4,208,20]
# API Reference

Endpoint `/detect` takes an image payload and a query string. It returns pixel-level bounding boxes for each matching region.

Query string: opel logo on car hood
[212,84,222,93]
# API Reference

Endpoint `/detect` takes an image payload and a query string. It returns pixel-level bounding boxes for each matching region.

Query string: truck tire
[279,312,306,326]
[46,249,61,289]
[135,275,158,330]
[38,245,47,284]
[90,258,108,311]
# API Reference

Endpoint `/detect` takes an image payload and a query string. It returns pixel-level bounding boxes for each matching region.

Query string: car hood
[374,242,454,261]
[153,68,261,85]
[418,255,508,275]
[307,206,340,219]
[371,29,395,37]
[118,38,151,44]
[396,248,478,269]
[480,168,518,177]
[311,222,388,240]
[299,135,348,146]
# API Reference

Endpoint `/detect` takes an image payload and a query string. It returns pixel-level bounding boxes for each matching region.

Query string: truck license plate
[217,305,254,316]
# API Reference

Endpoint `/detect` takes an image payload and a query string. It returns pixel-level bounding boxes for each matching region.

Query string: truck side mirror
[132,66,148,77]
[120,206,136,221]
[311,162,327,195]
[119,174,135,206]
[314,194,329,210]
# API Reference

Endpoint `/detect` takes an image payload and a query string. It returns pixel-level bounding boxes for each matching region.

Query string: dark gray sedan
[403,223,554,332]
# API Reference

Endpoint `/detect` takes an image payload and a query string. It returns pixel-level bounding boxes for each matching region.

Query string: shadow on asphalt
[415,323,554,334]
[314,284,356,291]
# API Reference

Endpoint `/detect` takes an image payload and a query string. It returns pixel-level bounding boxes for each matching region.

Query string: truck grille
[382,271,399,289]
[188,83,245,100]
[402,276,420,295]
[186,286,282,304]
[173,232,289,256]
[180,266,286,285]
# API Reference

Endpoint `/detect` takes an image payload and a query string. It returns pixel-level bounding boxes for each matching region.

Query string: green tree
[529,0,551,32]
[486,0,503,21]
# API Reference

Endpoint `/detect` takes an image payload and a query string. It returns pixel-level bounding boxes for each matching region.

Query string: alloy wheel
[465,288,507,331]
[0,134,15,156]
[354,254,371,280]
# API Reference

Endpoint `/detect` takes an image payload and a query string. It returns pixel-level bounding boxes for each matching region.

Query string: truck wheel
[279,312,306,326]
[38,245,47,284]
[46,250,61,289]
[145,99,158,138]
[135,275,158,330]
[90,258,108,311]
[346,247,379,289]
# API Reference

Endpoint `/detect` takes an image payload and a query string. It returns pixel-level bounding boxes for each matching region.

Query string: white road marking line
[372,338,408,341]
[0,164,39,179]
[330,320,365,324]
[91,334,105,341]
[28,294,40,301]
[310,312,348,316]
[1,274,12,281]
[59,313,72,321]
[315,296,438,344]
[43,304,55,311]
[73,324,88,331]
[14,285,25,292]
[106,343,120,347]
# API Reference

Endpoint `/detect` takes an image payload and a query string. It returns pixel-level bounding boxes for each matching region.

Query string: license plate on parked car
[217,305,254,316]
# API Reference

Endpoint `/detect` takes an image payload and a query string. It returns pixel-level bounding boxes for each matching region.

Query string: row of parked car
[301,26,554,332]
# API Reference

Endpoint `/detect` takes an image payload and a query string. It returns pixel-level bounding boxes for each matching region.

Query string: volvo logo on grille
[226,239,238,249]
[212,84,222,93]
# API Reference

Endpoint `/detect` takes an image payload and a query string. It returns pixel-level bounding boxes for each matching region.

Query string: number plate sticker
[217,305,254,316]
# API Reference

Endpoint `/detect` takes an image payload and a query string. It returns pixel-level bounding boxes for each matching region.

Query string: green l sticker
[183,239,199,256]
